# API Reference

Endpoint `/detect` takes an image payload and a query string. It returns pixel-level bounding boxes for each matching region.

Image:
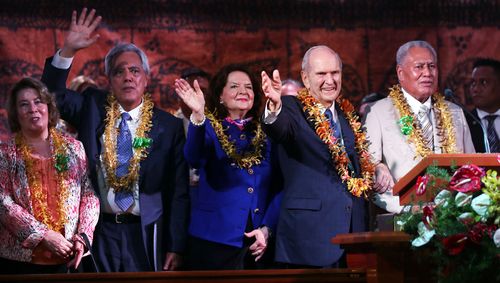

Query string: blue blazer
[185,119,281,248]
[41,58,190,270]
[262,96,367,267]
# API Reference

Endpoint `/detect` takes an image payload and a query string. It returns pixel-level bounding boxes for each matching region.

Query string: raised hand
[261,69,282,112]
[174,78,205,122]
[60,8,102,58]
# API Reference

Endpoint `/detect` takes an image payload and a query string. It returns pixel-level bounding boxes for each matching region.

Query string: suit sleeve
[262,96,300,143]
[458,110,476,153]
[74,141,100,244]
[261,142,283,231]
[41,57,85,128]
[363,104,383,165]
[166,119,190,253]
[183,121,211,169]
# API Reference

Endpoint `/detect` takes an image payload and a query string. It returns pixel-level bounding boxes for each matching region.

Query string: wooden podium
[332,154,500,283]
[393,153,500,205]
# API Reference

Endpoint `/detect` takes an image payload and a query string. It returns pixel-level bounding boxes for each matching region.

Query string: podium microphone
[444,88,490,153]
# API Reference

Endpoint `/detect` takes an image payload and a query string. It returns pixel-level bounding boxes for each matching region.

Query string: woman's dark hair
[206,64,263,120]
[6,77,60,133]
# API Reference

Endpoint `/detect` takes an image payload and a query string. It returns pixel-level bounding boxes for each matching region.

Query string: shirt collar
[477,108,500,120]
[319,103,337,122]
[402,87,432,114]
[118,99,144,123]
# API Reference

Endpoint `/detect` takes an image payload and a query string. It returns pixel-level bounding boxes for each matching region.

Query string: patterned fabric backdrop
[0,0,499,140]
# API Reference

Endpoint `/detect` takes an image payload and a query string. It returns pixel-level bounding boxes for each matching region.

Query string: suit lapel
[336,104,361,176]
[139,108,161,179]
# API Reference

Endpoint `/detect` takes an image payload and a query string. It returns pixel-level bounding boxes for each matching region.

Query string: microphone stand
[444,89,490,153]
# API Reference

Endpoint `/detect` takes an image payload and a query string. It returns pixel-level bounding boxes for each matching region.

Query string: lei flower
[296,89,375,197]
[388,85,457,158]
[15,128,70,232]
[206,112,266,170]
[102,93,154,193]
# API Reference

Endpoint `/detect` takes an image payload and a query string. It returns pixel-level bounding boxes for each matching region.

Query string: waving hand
[60,8,102,58]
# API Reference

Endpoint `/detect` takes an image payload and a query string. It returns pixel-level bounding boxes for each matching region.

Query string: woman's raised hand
[175,78,206,120]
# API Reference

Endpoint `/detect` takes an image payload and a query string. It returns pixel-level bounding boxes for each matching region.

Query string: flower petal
[455,192,472,207]
[494,229,500,248]
[471,193,491,218]
[434,190,452,207]
[411,222,436,247]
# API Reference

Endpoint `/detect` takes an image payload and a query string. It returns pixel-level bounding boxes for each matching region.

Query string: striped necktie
[485,115,500,152]
[324,109,341,140]
[115,112,134,212]
[417,105,434,150]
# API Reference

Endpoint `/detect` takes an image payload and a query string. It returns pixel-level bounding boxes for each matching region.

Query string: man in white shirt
[364,40,475,214]
[467,58,500,153]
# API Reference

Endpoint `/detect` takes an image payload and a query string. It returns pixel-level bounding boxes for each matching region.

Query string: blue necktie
[485,115,500,152]
[325,108,355,173]
[324,109,341,140]
[115,112,134,212]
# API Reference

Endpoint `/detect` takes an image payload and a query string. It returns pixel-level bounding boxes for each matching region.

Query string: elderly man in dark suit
[260,45,373,268]
[41,8,189,272]
[467,58,500,153]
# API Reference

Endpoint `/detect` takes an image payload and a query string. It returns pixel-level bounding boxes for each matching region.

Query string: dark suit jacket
[262,96,367,267]
[42,58,189,271]
[466,109,487,153]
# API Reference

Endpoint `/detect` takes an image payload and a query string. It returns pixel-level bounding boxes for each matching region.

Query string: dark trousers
[0,257,68,274]
[186,212,269,270]
[186,235,256,270]
[93,220,151,272]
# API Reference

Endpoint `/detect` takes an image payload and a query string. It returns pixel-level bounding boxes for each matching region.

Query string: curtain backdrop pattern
[0,0,499,140]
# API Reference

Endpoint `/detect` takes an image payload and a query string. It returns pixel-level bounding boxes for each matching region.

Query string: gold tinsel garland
[388,85,457,158]
[206,112,266,170]
[102,93,154,193]
[297,89,374,197]
[16,128,70,232]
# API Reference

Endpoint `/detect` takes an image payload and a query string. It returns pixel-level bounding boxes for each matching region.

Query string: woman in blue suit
[175,64,281,270]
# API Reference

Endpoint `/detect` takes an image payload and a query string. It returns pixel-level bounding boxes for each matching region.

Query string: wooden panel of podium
[332,231,433,283]
[0,268,374,283]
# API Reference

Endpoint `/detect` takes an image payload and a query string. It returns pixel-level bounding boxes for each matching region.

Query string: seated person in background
[467,58,500,153]
[0,77,99,274]
[175,63,281,270]
[280,78,303,96]
[358,92,386,118]
[364,40,475,214]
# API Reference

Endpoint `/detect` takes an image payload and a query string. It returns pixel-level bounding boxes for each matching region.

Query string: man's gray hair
[301,45,343,72]
[104,43,150,77]
[396,40,437,65]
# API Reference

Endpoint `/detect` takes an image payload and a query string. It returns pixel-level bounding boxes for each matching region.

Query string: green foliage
[401,165,500,283]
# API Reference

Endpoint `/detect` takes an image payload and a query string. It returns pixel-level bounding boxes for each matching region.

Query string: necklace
[388,85,457,158]
[297,89,374,197]
[16,128,70,232]
[206,112,266,169]
[102,93,154,193]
